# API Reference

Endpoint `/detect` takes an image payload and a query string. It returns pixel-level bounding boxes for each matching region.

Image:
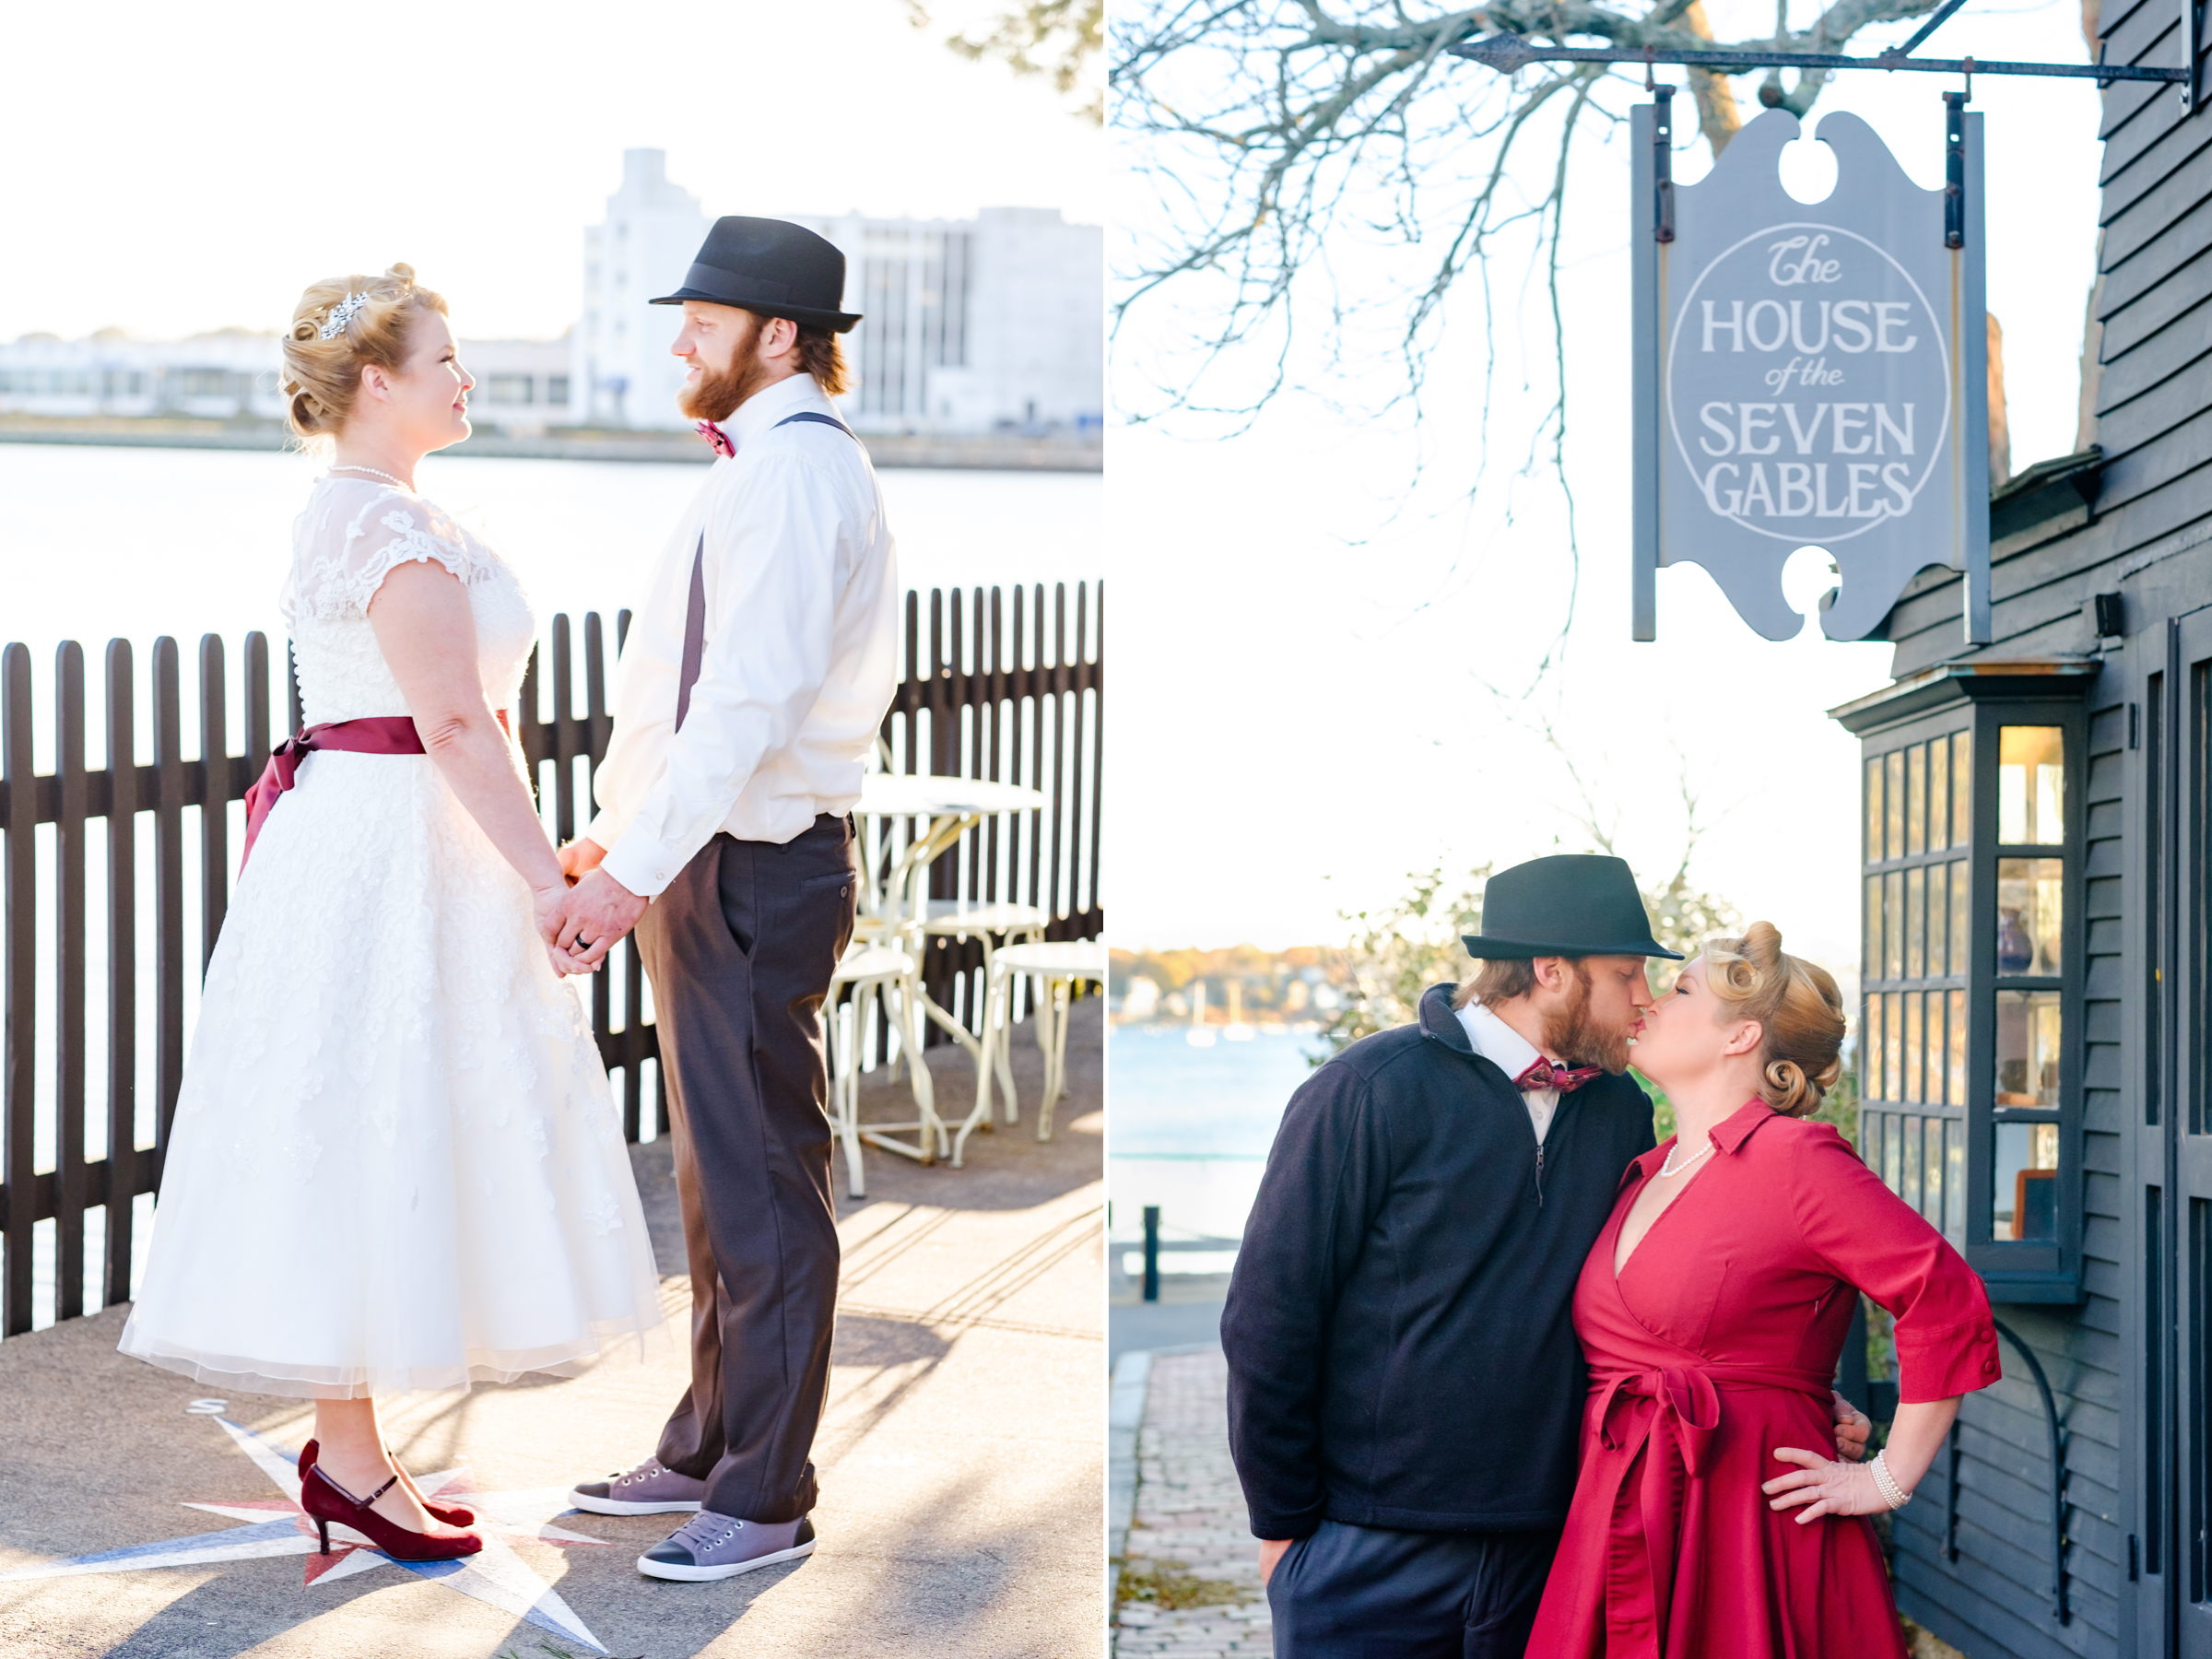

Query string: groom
[547,217,899,1582]
[1222,854,1869,1655]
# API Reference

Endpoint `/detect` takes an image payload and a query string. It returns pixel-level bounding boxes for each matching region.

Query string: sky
[0,0,1103,343]
[1111,0,2109,980]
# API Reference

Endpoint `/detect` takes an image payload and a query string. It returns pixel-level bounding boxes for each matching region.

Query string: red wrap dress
[1525,1100,2001,1658]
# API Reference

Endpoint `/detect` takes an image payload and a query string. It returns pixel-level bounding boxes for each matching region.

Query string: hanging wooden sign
[1630,97,1990,644]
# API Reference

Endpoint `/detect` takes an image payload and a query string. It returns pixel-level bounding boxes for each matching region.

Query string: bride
[1526,923,2001,1656]
[119,265,663,1561]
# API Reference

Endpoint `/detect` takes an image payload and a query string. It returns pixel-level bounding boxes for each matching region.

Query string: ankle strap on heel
[311,1463,399,1510]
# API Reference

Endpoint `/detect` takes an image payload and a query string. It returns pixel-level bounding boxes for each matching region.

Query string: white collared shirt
[1456,999,1562,1146]
[586,373,900,898]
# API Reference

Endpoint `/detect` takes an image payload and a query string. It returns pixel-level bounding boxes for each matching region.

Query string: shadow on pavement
[0,1002,1103,1659]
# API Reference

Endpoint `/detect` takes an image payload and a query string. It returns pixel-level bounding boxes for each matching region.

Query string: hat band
[677,264,797,308]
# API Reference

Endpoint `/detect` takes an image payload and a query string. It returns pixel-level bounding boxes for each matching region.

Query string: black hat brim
[1462,934,1686,961]
[649,288,862,334]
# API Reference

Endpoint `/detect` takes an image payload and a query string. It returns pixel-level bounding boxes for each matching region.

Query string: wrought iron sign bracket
[1450,31,2193,98]
[1653,84,1675,241]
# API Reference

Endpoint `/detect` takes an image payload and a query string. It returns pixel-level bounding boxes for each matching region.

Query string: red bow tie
[1514,1057,1603,1094]
[696,419,735,458]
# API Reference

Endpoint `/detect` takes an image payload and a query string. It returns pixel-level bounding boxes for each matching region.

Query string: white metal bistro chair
[953,938,1107,1167]
[828,943,943,1198]
[852,772,1051,1087]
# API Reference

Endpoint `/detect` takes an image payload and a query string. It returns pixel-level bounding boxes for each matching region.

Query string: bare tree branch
[1112,0,1940,429]
[1112,0,1937,688]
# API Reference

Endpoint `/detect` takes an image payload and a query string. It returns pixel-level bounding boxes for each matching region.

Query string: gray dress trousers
[635,813,856,1523]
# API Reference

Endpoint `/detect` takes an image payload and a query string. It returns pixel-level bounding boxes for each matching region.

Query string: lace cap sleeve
[292,485,492,621]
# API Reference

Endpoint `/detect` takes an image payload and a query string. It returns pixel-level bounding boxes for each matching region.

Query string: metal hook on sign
[1962,53,1974,101]
[1644,44,1657,91]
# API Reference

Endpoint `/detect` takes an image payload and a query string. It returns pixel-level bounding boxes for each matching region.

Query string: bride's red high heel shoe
[300,1440,477,1527]
[299,1460,482,1561]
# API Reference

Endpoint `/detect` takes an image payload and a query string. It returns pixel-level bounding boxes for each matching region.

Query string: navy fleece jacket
[1220,982,1656,1538]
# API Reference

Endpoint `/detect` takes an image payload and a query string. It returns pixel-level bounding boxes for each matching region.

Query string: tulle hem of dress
[116,1311,665,1401]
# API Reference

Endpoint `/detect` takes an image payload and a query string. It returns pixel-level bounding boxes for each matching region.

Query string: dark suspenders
[674,410,857,732]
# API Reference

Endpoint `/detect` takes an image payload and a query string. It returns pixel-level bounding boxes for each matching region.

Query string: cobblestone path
[1114,1347,1273,1657]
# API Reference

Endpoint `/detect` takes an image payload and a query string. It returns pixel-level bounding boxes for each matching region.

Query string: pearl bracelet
[1869,1450,1912,1510]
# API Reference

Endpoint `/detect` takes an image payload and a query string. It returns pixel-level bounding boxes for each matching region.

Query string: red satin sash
[239,709,511,871]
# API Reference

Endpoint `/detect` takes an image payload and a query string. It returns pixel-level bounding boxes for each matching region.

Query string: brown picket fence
[0,581,1101,1337]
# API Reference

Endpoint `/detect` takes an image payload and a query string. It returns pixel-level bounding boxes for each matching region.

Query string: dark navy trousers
[1266,1520,1560,1659]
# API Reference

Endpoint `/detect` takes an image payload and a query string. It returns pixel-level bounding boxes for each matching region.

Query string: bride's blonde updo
[1700,922,1846,1116]
[279,265,448,441]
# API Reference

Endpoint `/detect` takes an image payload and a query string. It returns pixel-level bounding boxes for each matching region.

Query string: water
[0,442,1100,1330]
[1108,1025,1322,1267]
[2,444,1102,692]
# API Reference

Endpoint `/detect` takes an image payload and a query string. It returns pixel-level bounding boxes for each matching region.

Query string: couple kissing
[1224,853,2002,1658]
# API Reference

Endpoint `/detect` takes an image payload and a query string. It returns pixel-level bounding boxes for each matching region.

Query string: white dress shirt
[586,372,900,899]
[1456,998,1562,1146]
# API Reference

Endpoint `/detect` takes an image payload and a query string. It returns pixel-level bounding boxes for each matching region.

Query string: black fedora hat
[1463,854,1684,960]
[651,216,862,334]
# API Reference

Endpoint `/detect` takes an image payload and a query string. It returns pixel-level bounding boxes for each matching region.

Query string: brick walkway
[1113,1347,1272,1656]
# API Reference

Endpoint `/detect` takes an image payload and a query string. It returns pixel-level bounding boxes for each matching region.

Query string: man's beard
[1541,965,1634,1075]
[678,317,771,422]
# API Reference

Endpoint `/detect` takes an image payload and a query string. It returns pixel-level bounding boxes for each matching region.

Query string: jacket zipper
[1535,1140,1545,1207]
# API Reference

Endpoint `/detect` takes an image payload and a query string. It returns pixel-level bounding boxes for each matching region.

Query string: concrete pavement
[0,1006,1103,1659]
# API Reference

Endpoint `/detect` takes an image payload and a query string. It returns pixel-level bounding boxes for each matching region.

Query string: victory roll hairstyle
[1700,922,1846,1117]
[280,265,448,441]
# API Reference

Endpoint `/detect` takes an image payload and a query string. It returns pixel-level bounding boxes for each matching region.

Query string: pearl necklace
[1659,1138,1717,1179]
[330,464,414,490]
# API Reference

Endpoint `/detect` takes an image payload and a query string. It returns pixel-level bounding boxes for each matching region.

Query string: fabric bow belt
[240,711,511,871]
[1589,1362,1833,1641]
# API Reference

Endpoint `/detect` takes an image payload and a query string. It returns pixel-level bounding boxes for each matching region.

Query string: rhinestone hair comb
[318,291,371,340]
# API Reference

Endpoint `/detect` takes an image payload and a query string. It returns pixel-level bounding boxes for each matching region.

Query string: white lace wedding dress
[118,476,664,1397]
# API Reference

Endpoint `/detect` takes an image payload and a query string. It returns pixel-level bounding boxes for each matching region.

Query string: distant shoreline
[0,416,1103,473]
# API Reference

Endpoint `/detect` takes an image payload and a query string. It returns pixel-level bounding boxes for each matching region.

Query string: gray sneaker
[637,1511,817,1582]
[569,1456,706,1516]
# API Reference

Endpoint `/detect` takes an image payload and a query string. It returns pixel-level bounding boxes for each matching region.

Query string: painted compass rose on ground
[0,1412,615,1653]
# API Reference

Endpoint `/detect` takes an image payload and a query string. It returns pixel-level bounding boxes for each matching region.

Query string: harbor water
[1107,1023,1317,1277]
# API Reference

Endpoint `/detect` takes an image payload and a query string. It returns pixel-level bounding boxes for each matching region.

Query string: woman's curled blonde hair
[1700,922,1845,1116]
[280,265,447,441]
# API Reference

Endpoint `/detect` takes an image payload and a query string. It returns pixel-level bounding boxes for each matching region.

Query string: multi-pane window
[1839,665,2090,1301]
[1861,729,1971,1247]
[1989,726,2066,1244]
[1850,688,2085,1300]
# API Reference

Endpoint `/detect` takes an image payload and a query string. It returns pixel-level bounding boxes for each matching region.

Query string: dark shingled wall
[1850,0,2212,1646]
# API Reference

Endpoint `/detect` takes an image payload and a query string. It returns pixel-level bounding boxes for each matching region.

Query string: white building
[0,328,286,419]
[787,206,1102,436]
[572,148,710,430]
[0,330,572,428]
[3,152,1102,441]
[572,149,1101,436]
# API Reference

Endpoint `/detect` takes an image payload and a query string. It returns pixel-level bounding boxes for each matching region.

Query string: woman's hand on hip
[1762,1447,1888,1522]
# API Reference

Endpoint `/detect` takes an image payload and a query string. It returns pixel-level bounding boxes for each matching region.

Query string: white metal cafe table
[841,772,1050,1165]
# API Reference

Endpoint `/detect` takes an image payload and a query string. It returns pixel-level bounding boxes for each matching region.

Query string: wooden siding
[1862,21,2212,1650]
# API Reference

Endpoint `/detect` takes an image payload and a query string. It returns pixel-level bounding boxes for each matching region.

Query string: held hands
[542,854,647,971]
[532,884,596,978]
